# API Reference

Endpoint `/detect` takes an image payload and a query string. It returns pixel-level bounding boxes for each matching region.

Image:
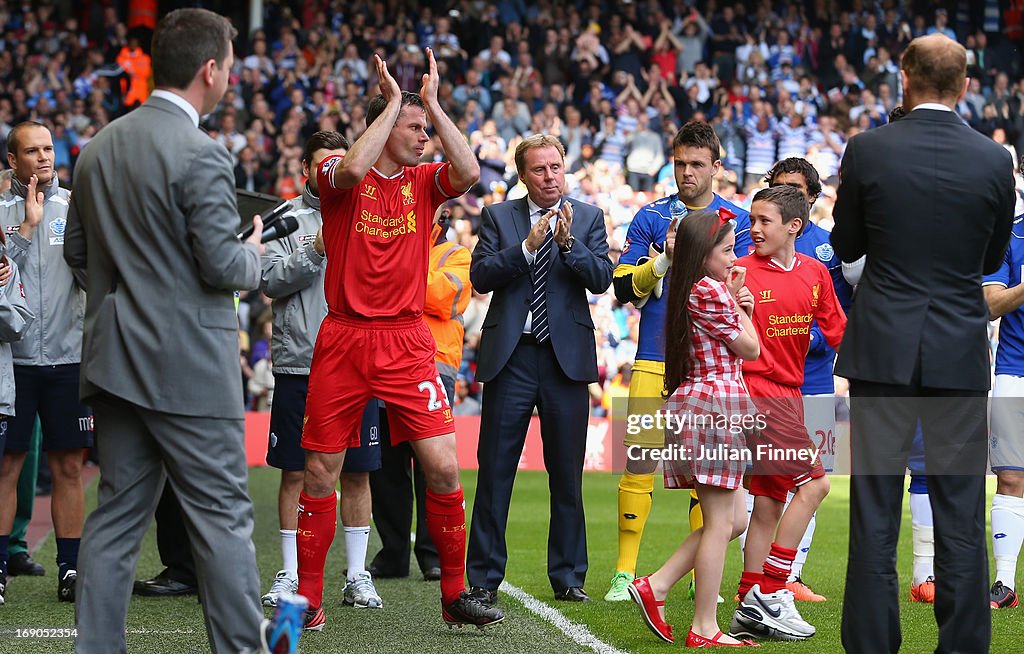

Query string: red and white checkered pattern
[664,277,758,490]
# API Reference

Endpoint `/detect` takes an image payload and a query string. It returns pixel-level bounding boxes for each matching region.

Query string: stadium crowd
[0,0,1021,416]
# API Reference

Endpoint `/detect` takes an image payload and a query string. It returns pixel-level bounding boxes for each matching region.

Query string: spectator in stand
[540,27,571,86]
[478,35,512,79]
[685,61,719,106]
[849,89,887,127]
[776,110,811,160]
[769,29,800,78]
[649,21,682,84]
[926,9,957,41]
[216,112,247,160]
[625,113,665,193]
[714,104,746,174]
[333,43,367,82]
[962,78,987,120]
[807,115,846,186]
[675,6,710,76]
[453,67,492,116]
[609,21,648,82]
[595,115,627,172]
[492,87,531,145]
[743,104,778,190]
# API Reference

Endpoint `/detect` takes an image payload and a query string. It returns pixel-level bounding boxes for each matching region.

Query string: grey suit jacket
[65,95,261,419]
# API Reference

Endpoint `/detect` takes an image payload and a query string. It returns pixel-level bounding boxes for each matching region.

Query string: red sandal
[628,576,674,643]
[685,630,761,648]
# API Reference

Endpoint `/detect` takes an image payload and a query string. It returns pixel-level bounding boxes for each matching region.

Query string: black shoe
[443,591,505,628]
[467,585,498,606]
[8,552,45,576]
[0,573,7,605]
[554,586,591,602]
[365,563,409,579]
[422,567,441,581]
[133,573,198,597]
[58,569,76,602]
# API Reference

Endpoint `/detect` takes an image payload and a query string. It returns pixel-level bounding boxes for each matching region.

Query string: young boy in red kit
[730,185,846,641]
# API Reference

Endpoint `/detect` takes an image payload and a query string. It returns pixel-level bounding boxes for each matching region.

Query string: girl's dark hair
[663,210,735,397]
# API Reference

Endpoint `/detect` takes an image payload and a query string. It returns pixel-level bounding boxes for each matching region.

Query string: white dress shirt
[151,89,200,128]
[521,197,561,333]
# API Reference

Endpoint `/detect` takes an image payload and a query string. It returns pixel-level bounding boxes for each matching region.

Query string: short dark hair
[764,157,822,203]
[671,120,721,162]
[901,36,966,102]
[152,9,236,89]
[302,131,350,164]
[7,120,48,155]
[888,105,907,122]
[366,92,425,128]
[752,185,809,235]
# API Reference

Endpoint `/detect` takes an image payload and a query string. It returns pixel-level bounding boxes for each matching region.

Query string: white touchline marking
[499,581,629,654]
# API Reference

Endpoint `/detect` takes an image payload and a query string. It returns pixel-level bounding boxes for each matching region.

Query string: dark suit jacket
[471,196,613,383]
[831,108,1014,391]
[65,95,261,418]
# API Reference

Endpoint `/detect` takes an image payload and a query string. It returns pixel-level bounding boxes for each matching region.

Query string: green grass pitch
[0,470,1015,653]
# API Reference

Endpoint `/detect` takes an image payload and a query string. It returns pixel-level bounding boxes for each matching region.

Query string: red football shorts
[301,314,455,452]
[745,374,825,503]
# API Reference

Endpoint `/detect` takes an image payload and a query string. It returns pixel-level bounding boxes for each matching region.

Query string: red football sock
[296,491,337,609]
[761,542,797,594]
[738,570,763,601]
[426,486,467,605]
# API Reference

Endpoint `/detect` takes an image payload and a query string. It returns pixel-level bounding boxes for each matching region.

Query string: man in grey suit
[65,10,274,654]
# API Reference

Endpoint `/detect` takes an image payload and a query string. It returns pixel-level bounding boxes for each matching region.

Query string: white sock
[910,492,934,527]
[344,526,371,581]
[280,529,297,575]
[789,512,816,581]
[992,493,1024,590]
[910,492,934,584]
[738,490,756,561]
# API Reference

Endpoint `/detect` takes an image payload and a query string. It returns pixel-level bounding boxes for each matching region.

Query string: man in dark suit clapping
[832,34,1015,654]
[466,134,613,605]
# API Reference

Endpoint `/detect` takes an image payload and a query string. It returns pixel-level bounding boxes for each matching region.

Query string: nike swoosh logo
[754,594,782,619]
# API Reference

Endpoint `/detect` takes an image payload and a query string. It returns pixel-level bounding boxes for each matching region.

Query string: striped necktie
[530,213,554,343]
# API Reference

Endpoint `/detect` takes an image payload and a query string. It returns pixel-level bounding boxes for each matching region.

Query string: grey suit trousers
[75,393,263,654]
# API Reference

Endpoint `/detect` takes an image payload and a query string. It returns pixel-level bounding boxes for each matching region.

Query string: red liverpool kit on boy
[738,252,846,498]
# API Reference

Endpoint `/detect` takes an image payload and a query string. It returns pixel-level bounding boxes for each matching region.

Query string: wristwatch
[560,235,575,253]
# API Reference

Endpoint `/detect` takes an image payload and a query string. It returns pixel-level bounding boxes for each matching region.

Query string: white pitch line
[498,581,630,654]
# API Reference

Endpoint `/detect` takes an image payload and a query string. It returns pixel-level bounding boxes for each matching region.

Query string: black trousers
[154,483,197,585]
[840,377,990,654]
[368,375,453,575]
[466,337,590,592]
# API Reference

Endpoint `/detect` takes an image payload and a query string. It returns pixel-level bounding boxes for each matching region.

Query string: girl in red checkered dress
[629,210,761,648]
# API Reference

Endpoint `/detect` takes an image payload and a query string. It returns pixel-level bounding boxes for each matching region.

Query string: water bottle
[669,197,688,224]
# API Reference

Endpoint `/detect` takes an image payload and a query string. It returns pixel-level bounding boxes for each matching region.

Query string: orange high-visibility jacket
[424,240,471,380]
[116,46,151,107]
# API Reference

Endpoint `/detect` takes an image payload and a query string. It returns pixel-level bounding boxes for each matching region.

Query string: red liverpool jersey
[317,158,458,319]
[737,252,846,388]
